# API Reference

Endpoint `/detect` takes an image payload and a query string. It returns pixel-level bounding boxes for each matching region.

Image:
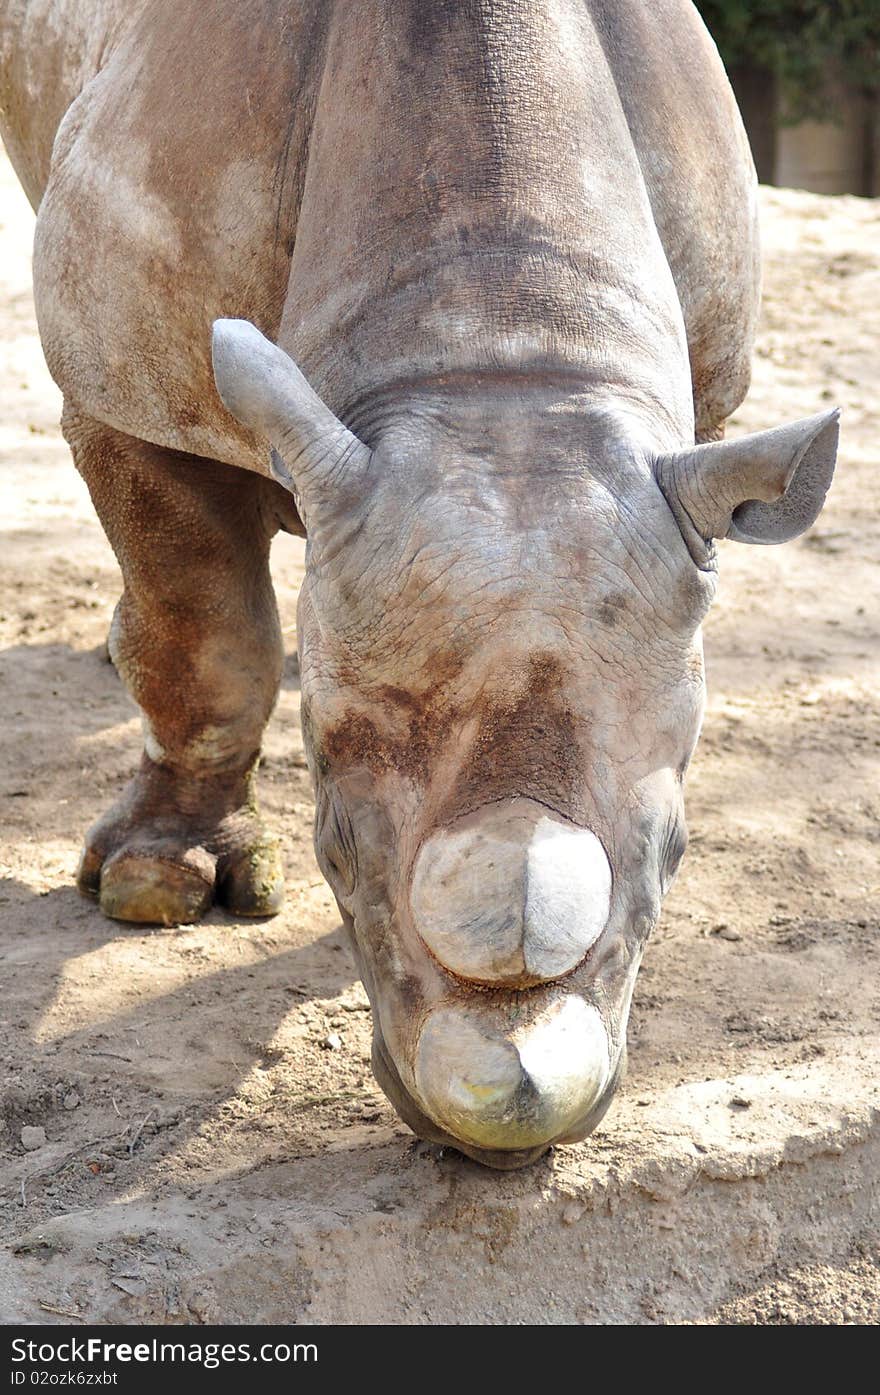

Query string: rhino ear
[211,318,369,526]
[657,409,840,547]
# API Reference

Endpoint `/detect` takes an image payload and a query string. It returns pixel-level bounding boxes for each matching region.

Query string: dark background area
[697,1,880,192]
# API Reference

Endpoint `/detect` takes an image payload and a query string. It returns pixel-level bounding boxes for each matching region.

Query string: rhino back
[283,0,757,440]
[282,0,694,442]
[25,0,755,469]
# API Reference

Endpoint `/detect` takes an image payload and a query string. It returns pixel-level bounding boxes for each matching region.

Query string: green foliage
[696,2,880,120]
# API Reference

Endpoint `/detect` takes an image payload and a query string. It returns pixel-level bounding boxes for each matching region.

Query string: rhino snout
[414,996,611,1153]
[410,798,612,986]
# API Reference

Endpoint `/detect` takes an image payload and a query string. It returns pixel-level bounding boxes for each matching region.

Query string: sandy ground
[1,143,878,1324]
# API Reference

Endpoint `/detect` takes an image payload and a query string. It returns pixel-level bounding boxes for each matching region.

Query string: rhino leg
[63,407,286,925]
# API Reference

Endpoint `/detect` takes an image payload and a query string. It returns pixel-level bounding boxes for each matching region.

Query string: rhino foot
[78,831,285,926]
[76,771,285,926]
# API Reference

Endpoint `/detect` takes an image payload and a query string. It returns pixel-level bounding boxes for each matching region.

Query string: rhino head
[213,318,839,1168]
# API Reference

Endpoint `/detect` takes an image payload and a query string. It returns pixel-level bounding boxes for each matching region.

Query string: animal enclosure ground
[0,144,878,1323]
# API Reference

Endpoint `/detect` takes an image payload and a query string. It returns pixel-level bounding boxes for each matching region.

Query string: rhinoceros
[1,0,838,1167]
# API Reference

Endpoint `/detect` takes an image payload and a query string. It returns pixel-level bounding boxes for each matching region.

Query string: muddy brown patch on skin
[323,653,582,824]
[322,657,579,890]
[446,653,581,820]
[322,652,469,783]
[598,592,629,629]
[322,713,389,773]
[396,972,426,1016]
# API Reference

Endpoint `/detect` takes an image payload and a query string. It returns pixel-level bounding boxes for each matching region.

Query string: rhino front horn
[410,798,612,987]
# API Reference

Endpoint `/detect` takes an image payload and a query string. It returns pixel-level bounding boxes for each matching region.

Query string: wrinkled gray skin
[1,0,839,1167]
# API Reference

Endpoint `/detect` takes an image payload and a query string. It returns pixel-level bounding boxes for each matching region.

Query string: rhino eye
[660,819,688,894]
[316,785,357,898]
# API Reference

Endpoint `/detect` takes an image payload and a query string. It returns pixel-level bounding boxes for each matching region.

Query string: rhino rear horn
[211,318,370,527]
[657,409,840,547]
